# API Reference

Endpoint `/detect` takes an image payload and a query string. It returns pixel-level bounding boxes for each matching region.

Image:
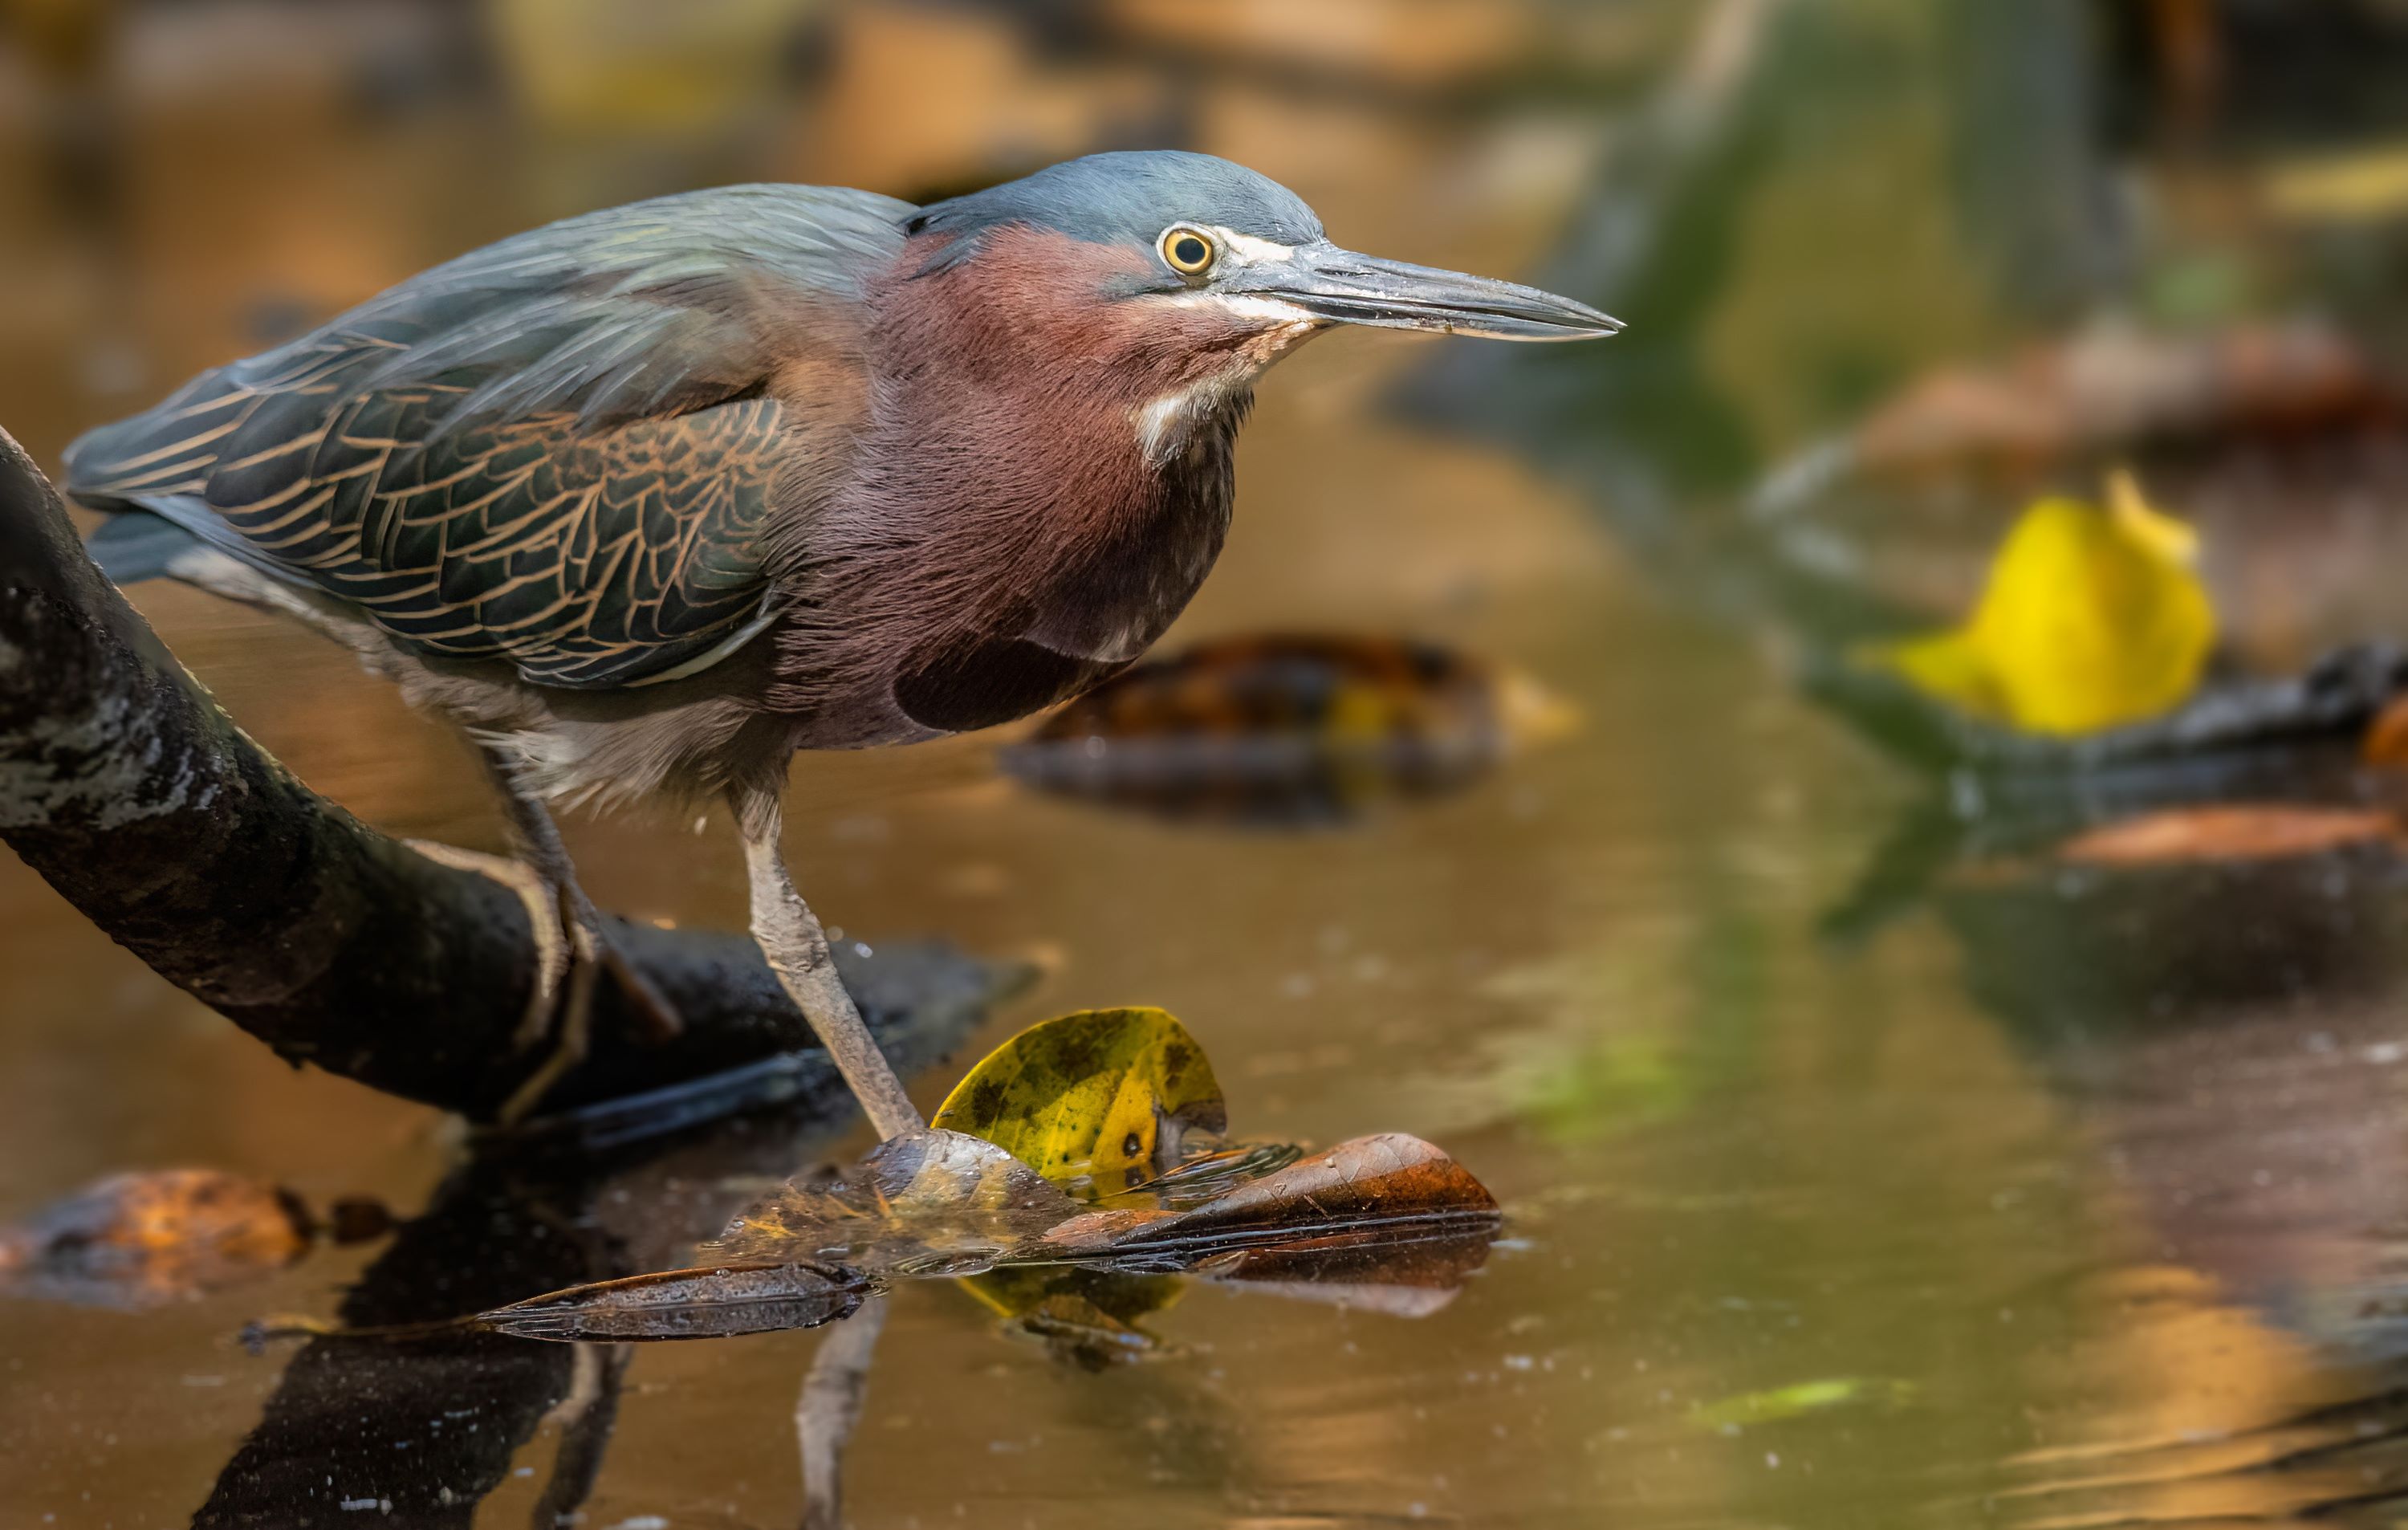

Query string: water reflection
[185,1110,1503,1524]
[189,1056,905,1523]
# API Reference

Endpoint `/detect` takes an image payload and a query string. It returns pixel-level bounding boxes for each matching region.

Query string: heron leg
[730,787,924,1141]
[479,749,684,1125]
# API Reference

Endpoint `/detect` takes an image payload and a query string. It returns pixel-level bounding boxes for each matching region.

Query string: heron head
[908,150,1621,369]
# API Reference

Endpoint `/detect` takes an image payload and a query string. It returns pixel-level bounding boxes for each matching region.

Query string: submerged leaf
[1130,1141,1308,1208]
[706,1129,1081,1279]
[1689,1377,1917,1430]
[1855,474,2216,735]
[0,1169,315,1309]
[932,1007,1227,1198]
[478,1261,867,1342]
[1000,634,1574,826]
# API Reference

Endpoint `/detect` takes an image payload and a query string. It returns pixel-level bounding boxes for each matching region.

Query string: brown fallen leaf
[2055,805,2402,868]
[0,1169,316,1309]
[1037,1133,1503,1272]
[1850,319,2398,481]
[2363,694,2408,767]
[1000,633,1574,826]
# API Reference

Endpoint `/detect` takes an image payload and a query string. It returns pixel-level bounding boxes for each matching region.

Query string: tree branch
[0,426,1008,1122]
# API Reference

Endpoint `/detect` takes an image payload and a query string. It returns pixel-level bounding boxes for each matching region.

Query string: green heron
[64,151,1619,1134]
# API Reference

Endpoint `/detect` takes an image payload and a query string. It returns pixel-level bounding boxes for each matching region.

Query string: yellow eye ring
[1160,226,1217,277]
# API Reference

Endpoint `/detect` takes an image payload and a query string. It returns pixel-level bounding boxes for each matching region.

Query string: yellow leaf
[1866,629,2004,720]
[932,1007,1228,1198]
[1857,473,2215,735]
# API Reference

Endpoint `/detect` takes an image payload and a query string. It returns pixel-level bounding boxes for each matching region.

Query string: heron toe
[498,896,685,1126]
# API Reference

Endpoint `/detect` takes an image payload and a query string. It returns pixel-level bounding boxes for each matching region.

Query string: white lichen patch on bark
[0,669,219,831]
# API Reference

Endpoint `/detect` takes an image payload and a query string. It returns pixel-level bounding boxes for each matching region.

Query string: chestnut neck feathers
[762,225,1291,736]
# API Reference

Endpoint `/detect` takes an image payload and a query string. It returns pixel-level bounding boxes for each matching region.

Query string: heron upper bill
[1227,241,1623,342]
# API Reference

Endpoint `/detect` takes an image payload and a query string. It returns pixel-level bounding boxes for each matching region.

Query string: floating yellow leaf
[1857,473,2215,735]
[932,1007,1228,1198]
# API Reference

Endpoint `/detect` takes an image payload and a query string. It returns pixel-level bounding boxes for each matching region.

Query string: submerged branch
[0,426,1008,1121]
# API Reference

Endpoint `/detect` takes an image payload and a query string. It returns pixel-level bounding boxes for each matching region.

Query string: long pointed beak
[1230,241,1622,342]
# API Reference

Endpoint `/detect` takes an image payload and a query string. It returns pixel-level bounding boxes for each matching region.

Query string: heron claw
[402,839,684,1125]
[496,890,685,1126]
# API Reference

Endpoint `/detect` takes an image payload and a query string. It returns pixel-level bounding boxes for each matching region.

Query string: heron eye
[1161,227,1217,276]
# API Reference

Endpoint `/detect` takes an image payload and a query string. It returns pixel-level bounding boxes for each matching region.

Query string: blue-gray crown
[909,151,1324,267]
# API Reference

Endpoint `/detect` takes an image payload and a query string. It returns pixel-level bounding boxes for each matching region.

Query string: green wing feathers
[64,185,907,689]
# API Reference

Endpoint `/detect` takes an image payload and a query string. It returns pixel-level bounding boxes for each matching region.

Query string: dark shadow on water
[196,1154,592,1525]
[193,942,1005,1526]
[194,1100,873,1524]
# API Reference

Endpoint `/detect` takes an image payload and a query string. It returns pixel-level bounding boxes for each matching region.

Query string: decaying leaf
[931,1007,1227,1198]
[999,634,1576,825]
[481,1014,1502,1343]
[1032,1133,1502,1274]
[478,1261,868,1341]
[0,1169,316,1309]
[2054,805,2401,868]
[1854,474,2215,736]
[706,1129,1083,1280]
[1127,1140,1308,1208]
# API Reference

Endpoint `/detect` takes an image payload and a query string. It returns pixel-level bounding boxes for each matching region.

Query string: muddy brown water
[12,2,2408,1525]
